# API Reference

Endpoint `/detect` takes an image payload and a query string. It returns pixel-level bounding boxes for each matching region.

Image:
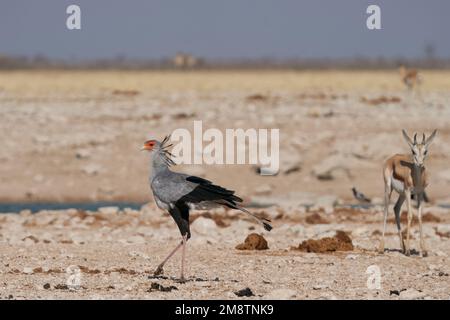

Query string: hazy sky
[1,0,449,60]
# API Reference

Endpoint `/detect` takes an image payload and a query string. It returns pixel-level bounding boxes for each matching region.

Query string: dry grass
[1,70,450,96]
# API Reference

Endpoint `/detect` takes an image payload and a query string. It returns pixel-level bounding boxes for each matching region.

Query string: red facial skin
[142,140,156,151]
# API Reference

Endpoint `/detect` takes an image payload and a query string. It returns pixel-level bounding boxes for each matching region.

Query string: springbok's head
[402,129,437,167]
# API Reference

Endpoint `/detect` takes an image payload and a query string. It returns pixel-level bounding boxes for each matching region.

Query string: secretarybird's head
[141,135,176,166]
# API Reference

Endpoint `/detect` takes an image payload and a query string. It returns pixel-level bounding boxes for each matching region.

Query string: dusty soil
[0,204,450,300]
[0,70,450,204]
[1,70,450,300]
[294,230,354,253]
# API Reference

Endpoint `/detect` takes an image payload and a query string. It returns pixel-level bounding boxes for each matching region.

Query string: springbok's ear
[402,129,414,147]
[425,129,437,147]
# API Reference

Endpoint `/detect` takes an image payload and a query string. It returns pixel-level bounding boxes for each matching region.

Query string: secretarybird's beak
[141,140,156,151]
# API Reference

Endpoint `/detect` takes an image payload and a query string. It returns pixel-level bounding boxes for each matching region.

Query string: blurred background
[0,0,449,209]
[2,0,450,68]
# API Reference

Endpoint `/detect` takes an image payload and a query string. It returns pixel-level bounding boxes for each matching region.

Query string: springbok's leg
[417,193,427,257]
[394,194,406,253]
[179,233,188,283]
[405,188,413,256]
[379,183,392,253]
[153,241,183,276]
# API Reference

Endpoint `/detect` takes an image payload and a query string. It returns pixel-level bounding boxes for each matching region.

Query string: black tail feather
[182,175,272,231]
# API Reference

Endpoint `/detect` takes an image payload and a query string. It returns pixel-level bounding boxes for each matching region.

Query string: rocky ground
[1,70,450,300]
[0,70,450,204]
[0,203,449,300]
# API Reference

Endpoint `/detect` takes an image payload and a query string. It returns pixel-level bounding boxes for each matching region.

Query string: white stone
[191,217,218,235]
[126,235,146,244]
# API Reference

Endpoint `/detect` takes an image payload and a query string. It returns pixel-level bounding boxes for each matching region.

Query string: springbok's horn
[422,133,426,144]
[413,133,417,144]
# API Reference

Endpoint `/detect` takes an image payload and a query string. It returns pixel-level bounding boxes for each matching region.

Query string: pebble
[23,267,34,274]
[82,163,102,176]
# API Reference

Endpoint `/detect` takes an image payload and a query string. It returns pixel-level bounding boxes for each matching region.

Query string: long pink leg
[154,241,183,276]
[180,234,188,282]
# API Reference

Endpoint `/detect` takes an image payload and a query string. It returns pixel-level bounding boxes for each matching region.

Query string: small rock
[22,235,39,244]
[352,227,369,237]
[23,267,34,274]
[265,289,297,300]
[43,283,51,290]
[434,250,447,257]
[254,184,273,195]
[191,217,218,235]
[234,288,254,297]
[313,284,329,290]
[148,282,178,292]
[54,284,69,290]
[76,149,91,159]
[126,235,146,244]
[82,163,102,176]
[390,289,403,296]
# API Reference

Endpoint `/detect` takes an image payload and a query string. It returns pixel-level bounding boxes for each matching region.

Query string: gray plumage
[143,135,271,281]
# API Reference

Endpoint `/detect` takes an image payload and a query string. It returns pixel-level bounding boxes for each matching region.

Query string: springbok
[399,65,421,91]
[379,129,437,257]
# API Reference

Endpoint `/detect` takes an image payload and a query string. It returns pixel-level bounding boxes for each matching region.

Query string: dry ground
[0,70,449,203]
[1,70,450,300]
[0,205,449,299]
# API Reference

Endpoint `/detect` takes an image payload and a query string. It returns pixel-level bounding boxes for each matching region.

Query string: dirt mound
[294,231,353,253]
[235,233,269,250]
[305,212,329,224]
[246,94,269,102]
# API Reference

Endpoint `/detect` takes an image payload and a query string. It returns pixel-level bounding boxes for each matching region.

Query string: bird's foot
[405,249,411,256]
[153,265,164,276]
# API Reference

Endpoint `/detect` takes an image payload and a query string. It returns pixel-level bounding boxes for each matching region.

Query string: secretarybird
[141,135,272,282]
